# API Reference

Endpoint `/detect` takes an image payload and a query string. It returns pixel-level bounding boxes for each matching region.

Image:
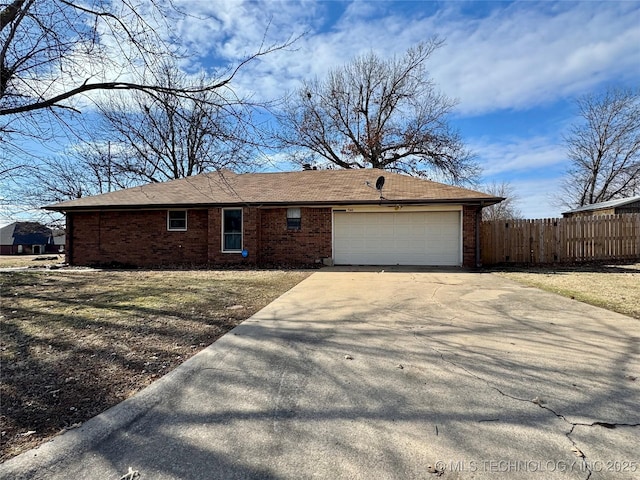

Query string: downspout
[66,212,73,265]
[475,202,484,268]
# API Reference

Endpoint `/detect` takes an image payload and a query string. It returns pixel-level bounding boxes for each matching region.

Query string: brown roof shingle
[44,169,502,211]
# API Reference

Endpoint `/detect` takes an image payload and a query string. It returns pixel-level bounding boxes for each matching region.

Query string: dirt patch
[0,269,311,461]
[494,263,640,320]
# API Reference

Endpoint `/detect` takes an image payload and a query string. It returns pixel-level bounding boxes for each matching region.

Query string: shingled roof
[44,169,502,211]
[0,222,53,245]
[562,195,640,215]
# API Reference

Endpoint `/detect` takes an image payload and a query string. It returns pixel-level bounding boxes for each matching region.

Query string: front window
[168,210,187,231]
[222,208,243,251]
[287,208,301,230]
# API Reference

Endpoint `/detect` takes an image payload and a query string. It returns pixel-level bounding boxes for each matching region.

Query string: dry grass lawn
[2,256,638,463]
[495,263,640,320]
[0,255,65,269]
[0,267,311,461]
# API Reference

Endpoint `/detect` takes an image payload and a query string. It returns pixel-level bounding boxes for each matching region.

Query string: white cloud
[18,1,638,118]
[188,1,640,115]
[8,0,636,225]
[473,136,566,177]
[171,0,317,62]
[256,150,301,172]
[429,2,640,114]
[473,135,569,218]
[507,176,565,219]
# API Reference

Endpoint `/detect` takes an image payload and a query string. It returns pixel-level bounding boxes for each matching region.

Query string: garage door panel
[379,215,395,226]
[394,224,414,236]
[334,211,461,266]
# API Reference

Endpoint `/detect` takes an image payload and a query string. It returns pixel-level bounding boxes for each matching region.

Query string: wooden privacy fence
[481,213,640,265]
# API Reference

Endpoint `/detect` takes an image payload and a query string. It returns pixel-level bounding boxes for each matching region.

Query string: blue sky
[2,0,639,224]
[182,0,637,218]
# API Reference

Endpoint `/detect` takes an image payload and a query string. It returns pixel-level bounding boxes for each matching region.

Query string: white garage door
[333,211,461,266]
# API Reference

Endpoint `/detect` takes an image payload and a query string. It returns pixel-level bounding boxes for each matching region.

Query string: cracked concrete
[428,340,639,480]
[2,268,638,479]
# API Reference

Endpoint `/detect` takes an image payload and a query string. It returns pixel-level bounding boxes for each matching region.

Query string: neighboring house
[562,196,640,218]
[44,170,503,268]
[52,229,66,253]
[0,222,57,255]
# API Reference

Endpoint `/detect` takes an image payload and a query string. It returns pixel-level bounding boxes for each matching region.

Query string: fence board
[481,213,640,265]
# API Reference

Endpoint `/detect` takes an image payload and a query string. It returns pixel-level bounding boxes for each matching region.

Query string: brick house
[44,170,502,268]
[0,222,58,255]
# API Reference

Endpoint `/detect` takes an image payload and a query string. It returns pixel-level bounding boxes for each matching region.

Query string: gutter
[42,197,504,213]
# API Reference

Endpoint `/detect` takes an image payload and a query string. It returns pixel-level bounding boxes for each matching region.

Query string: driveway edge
[0,343,207,480]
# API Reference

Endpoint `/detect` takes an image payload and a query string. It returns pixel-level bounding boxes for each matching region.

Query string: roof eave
[44,197,503,212]
[563,196,640,215]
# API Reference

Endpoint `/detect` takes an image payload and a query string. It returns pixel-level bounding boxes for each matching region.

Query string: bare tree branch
[0,0,300,225]
[86,60,257,185]
[560,87,640,208]
[481,181,521,220]
[1,1,298,122]
[274,39,478,184]
[0,0,27,32]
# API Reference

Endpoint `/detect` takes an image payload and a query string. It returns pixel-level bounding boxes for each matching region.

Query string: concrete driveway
[2,269,639,480]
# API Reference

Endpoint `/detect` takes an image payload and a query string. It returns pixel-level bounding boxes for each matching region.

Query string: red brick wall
[68,210,209,267]
[67,212,98,264]
[67,206,476,268]
[258,208,333,265]
[67,207,332,268]
[206,207,258,266]
[462,205,481,268]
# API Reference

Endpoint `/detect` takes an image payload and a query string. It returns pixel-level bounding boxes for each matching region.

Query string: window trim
[221,208,243,252]
[167,210,187,231]
[286,207,302,230]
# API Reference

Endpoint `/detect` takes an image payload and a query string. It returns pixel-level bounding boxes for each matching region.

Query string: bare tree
[31,140,140,198]
[0,1,289,117]
[12,61,256,216]
[24,156,100,203]
[560,88,640,208]
[275,39,478,184]
[481,181,522,221]
[0,0,297,224]
[4,153,100,227]
[94,61,255,184]
[11,141,127,219]
[0,0,294,177]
